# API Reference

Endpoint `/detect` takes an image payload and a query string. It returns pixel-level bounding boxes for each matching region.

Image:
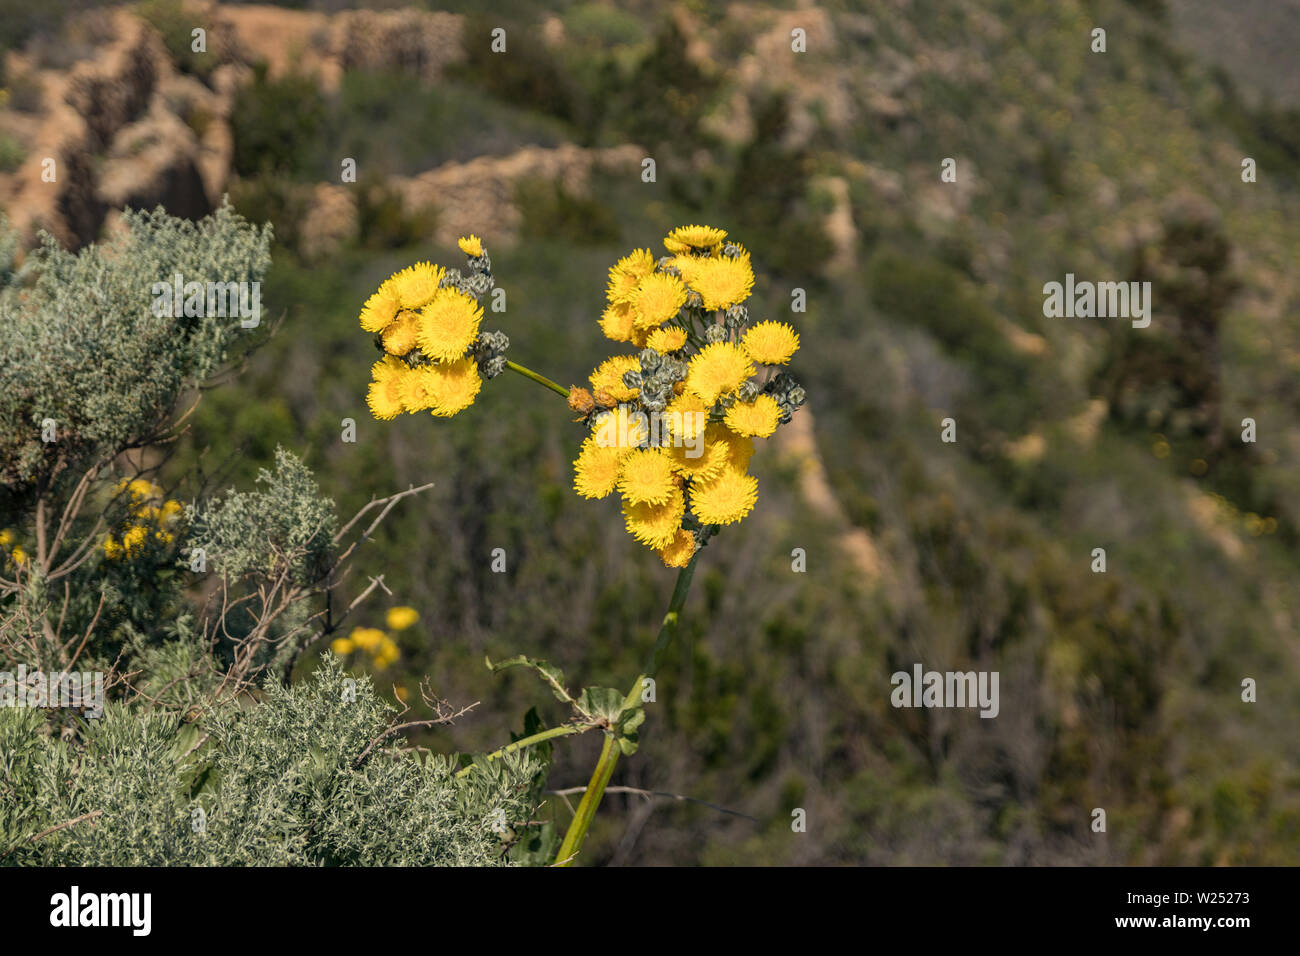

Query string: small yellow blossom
[386,606,420,631]
[741,321,800,365]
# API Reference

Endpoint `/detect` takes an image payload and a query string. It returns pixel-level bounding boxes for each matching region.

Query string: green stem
[553,733,619,865]
[505,359,570,399]
[455,723,586,778]
[554,553,699,866]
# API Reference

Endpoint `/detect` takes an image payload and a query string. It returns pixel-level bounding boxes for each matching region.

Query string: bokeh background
[3,0,1299,865]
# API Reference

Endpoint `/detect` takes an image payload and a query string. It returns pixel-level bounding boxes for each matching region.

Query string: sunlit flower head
[685,253,754,311]
[657,528,697,568]
[646,326,688,353]
[665,392,708,443]
[423,357,482,417]
[458,234,484,257]
[689,466,758,526]
[686,342,754,405]
[599,300,637,343]
[742,320,800,365]
[366,356,408,420]
[664,224,727,255]
[381,310,420,356]
[606,248,656,304]
[631,272,688,330]
[417,288,483,362]
[574,435,625,499]
[667,428,732,481]
[724,394,782,438]
[331,637,355,655]
[617,448,678,506]
[360,280,401,333]
[623,486,685,549]
[590,355,641,404]
[390,262,446,310]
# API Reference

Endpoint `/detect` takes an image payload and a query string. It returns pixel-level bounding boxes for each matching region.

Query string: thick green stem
[455,723,585,778]
[554,733,619,865]
[554,554,699,865]
[505,360,570,399]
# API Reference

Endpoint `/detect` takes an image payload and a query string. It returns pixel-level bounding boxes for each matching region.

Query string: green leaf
[577,686,624,722]
[484,654,573,703]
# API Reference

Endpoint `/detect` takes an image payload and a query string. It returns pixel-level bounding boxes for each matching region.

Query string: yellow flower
[631,272,688,330]
[724,394,782,438]
[666,424,732,481]
[599,301,637,343]
[331,637,355,656]
[374,635,400,669]
[160,500,185,523]
[381,309,421,356]
[590,355,641,404]
[686,253,754,311]
[350,627,384,652]
[360,281,401,333]
[722,427,755,471]
[397,364,439,411]
[0,529,13,546]
[617,448,678,505]
[10,546,27,565]
[103,536,121,559]
[742,320,800,365]
[664,224,727,255]
[458,234,484,257]
[366,356,408,420]
[623,486,685,549]
[689,467,758,526]
[122,524,148,556]
[646,326,688,353]
[686,342,754,405]
[416,288,483,362]
[391,262,446,310]
[424,358,483,417]
[573,435,625,499]
[665,392,708,444]
[657,528,696,568]
[606,248,656,303]
[386,606,419,631]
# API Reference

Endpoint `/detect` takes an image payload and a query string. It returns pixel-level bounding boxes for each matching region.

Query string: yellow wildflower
[386,606,419,631]
[366,356,408,420]
[360,281,401,333]
[724,394,782,438]
[686,342,754,405]
[689,467,758,526]
[606,248,656,304]
[390,262,446,310]
[631,272,688,330]
[617,448,678,505]
[416,288,483,362]
[664,224,727,255]
[458,234,484,257]
[741,320,800,365]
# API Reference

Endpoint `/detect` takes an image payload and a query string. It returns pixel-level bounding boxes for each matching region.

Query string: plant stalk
[505,360,570,399]
[554,554,699,865]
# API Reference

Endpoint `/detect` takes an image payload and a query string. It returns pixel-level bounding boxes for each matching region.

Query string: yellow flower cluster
[359,236,504,421]
[0,528,27,569]
[331,605,419,671]
[103,479,184,560]
[575,225,805,567]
